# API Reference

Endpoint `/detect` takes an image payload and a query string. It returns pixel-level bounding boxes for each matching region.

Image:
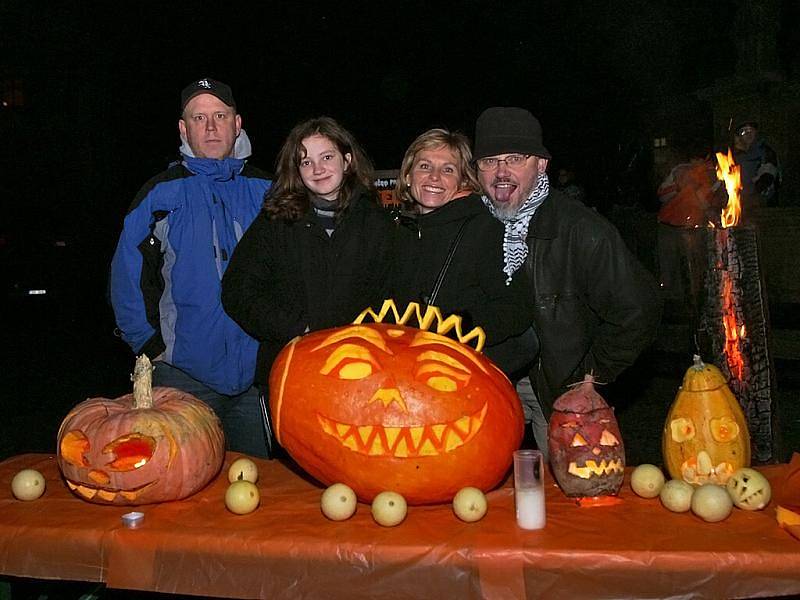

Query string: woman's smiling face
[409,145,464,214]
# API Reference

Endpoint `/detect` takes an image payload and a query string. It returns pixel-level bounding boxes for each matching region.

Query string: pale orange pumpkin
[57,355,225,505]
[662,355,750,485]
[269,301,525,505]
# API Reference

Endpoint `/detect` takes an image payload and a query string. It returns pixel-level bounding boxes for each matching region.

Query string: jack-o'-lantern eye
[600,430,620,446]
[710,415,740,442]
[414,350,471,392]
[60,430,90,467]
[670,417,697,442]
[319,343,381,380]
[103,434,157,471]
[571,433,589,447]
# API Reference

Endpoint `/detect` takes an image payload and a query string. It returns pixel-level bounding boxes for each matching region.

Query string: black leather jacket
[522,189,662,415]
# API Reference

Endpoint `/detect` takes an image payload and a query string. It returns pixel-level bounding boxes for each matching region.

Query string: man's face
[178,94,241,159]
[477,154,549,219]
[734,125,757,152]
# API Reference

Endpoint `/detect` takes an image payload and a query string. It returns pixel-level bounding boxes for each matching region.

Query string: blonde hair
[394,128,481,212]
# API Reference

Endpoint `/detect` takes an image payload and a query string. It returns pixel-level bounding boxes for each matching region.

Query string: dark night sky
[2,0,796,243]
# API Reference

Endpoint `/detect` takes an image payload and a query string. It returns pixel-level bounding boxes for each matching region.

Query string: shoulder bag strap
[426,214,475,307]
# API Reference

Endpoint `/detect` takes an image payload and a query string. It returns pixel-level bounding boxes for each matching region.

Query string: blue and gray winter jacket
[110,155,271,395]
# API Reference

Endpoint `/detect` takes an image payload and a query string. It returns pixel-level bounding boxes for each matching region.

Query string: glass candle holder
[513,449,546,530]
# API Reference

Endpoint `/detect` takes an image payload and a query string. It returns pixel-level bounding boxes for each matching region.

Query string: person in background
[390,128,531,366]
[732,120,780,209]
[473,106,662,454]
[110,78,271,457]
[221,117,394,439]
[556,164,586,205]
[656,145,726,307]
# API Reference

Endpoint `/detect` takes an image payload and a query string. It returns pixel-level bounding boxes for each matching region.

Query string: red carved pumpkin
[57,356,225,505]
[548,375,625,498]
[269,305,524,505]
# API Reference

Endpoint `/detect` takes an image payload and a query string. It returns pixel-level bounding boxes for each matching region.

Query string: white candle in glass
[513,449,546,530]
[515,485,546,530]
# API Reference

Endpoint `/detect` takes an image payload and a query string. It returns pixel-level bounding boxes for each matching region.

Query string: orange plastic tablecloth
[2,453,800,599]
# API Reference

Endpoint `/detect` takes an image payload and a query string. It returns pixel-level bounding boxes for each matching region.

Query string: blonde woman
[390,128,530,362]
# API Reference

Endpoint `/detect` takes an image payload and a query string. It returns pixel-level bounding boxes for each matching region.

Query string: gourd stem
[692,354,705,370]
[132,354,154,409]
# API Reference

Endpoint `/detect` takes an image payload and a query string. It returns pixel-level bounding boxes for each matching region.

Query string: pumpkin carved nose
[368,387,408,413]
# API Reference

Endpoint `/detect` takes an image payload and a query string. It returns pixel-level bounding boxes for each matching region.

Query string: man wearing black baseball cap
[474,107,662,454]
[110,78,272,457]
[179,77,241,160]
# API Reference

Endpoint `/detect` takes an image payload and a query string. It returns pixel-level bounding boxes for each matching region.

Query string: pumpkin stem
[692,354,705,370]
[132,354,154,409]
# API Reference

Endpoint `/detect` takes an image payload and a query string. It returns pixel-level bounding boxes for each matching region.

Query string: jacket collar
[415,193,484,227]
[527,189,561,240]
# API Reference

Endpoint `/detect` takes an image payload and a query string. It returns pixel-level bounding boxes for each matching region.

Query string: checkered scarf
[482,173,550,284]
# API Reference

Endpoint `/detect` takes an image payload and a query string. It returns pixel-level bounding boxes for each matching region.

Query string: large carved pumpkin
[269,301,524,505]
[662,355,750,485]
[548,374,625,497]
[57,355,225,505]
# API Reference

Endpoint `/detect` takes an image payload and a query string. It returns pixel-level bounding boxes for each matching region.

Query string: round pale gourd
[659,479,694,513]
[691,483,733,522]
[630,464,665,499]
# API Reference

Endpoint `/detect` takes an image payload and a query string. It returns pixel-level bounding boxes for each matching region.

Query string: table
[2,453,800,599]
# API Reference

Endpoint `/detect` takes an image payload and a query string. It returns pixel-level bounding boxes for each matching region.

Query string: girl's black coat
[222,191,395,387]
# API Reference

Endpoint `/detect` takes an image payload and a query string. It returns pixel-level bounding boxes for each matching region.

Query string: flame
[715,149,742,228]
[721,272,746,381]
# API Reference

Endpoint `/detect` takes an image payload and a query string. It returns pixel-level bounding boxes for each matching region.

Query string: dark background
[2,4,800,597]
[2,1,799,464]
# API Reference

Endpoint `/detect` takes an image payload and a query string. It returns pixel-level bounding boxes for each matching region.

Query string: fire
[721,271,746,381]
[715,149,742,228]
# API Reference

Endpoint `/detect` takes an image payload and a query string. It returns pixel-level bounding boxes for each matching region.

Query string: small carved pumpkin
[269,301,524,505]
[662,355,750,485]
[57,355,225,505]
[548,374,625,498]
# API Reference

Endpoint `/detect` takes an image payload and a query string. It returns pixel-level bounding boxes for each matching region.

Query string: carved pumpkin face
[662,355,750,485]
[548,375,625,498]
[57,387,225,505]
[270,323,524,505]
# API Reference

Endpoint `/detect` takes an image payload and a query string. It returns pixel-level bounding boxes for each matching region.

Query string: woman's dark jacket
[390,193,530,353]
[522,188,662,416]
[221,190,395,387]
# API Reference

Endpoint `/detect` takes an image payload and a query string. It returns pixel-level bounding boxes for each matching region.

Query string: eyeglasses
[736,127,755,137]
[475,154,531,172]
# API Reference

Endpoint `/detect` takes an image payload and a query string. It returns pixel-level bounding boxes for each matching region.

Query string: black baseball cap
[180,78,236,111]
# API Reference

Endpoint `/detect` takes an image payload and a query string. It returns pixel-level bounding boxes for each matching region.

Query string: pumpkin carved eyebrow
[410,332,488,374]
[319,343,381,377]
[312,326,392,354]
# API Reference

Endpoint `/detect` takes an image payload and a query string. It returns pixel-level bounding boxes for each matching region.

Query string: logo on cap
[197,79,212,89]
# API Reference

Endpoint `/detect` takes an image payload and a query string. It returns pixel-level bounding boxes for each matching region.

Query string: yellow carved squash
[662,355,750,485]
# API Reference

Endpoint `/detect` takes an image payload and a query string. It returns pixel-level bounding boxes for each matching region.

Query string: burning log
[696,150,778,463]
